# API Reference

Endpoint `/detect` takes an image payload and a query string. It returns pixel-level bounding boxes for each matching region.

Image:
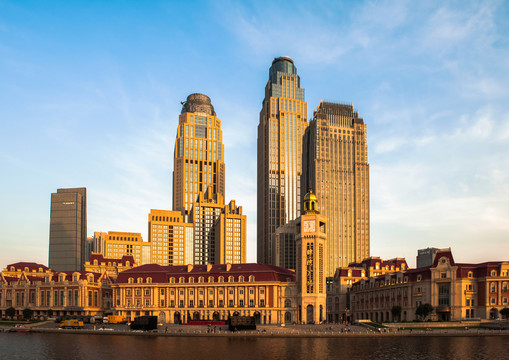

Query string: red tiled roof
[57,271,102,281]
[25,275,43,283]
[3,276,20,285]
[432,250,455,267]
[456,262,507,278]
[5,262,49,272]
[334,267,365,278]
[88,253,136,266]
[116,263,296,284]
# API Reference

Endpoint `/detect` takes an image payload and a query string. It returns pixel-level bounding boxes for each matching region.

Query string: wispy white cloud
[373,137,407,153]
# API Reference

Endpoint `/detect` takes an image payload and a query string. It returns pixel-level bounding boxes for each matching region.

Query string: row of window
[127,275,255,284]
[122,298,265,308]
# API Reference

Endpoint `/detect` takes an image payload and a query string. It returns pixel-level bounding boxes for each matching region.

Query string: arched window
[239,276,244,282]
[128,277,134,284]
[189,277,194,283]
[228,276,234,283]
[491,270,497,277]
[249,275,255,282]
[147,277,152,284]
[208,276,214,283]
[468,271,473,278]
[137,277,143,284]
[491,283,497,292]
[198,277,204,283]
[94,260,98,265]
[179,277,185,284]
[218,276,224,283]
[170,277,175,284]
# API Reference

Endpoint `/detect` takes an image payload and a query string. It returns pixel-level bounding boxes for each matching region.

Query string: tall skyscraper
[49,187,87,271]
[173,93,225,218]
[302,101,370,275]
[257,56,308,265]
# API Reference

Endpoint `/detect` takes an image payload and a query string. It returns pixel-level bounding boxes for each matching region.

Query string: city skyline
[1,1,509,268]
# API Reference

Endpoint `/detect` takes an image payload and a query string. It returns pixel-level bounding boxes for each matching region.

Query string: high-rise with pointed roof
[257,57,308,265]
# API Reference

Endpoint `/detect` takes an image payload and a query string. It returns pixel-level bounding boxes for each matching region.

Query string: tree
[5,307,16,319]
[500,308,509,319]
[391,306,402,322]
[46,309,53,317]
[22,308,33,320]
[415,303,434,320]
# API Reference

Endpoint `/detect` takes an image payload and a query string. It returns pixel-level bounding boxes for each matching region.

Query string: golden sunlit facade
[0,263,113,319]
[350,249,509,322]
[148,209,194,266]
[84,254,136,280]
[257,57,308,265]
[303,101,370,275]
[173,93,225,218]
[94,231,150,266]
[217,200,247,264]
[111,263,297,325]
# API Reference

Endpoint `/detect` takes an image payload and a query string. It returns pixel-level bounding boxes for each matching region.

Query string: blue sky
[1,0,509,268]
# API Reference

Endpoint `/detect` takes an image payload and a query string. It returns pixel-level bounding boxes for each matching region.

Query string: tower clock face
[303,220,316,233]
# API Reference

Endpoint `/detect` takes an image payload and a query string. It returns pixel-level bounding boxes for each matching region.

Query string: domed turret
[303,189,319,214]
[181,93,216,116]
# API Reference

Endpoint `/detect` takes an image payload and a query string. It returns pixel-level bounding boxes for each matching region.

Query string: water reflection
[1,333,508,360]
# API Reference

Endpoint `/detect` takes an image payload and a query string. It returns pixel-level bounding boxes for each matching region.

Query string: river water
[1,333,507,360]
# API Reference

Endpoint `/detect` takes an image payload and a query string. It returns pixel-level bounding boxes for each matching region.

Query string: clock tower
[296,190,327,324]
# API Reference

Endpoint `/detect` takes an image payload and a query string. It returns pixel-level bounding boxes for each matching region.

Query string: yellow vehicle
[107,315,126,324]
[60,319,84,329]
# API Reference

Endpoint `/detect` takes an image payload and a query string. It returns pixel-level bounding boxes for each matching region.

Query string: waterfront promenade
[3,321,509,338]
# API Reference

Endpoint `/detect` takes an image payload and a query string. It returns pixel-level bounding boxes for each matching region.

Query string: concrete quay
[3,322,509,338]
